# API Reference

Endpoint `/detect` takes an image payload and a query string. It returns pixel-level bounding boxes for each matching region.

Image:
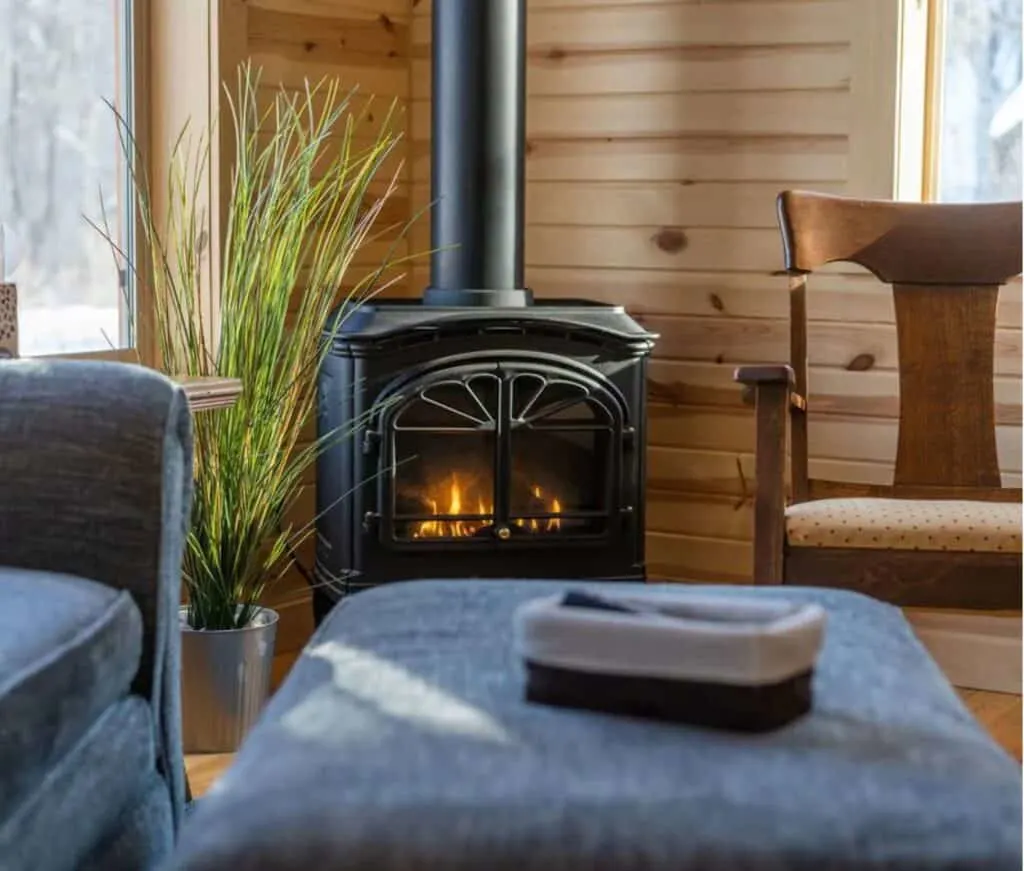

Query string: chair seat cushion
[0,568,142,820]
[0,696,157,871]
[171,581,1021,871]
[786,498,1022,552]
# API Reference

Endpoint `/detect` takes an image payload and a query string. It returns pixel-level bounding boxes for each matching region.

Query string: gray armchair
[0,360,193,871]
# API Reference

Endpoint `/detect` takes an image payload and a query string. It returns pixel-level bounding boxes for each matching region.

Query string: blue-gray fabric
[0,359,193,871]
[80,771,175,871]
[0,697,155,868]
[0,569,142,820]
[171,581,1022,871]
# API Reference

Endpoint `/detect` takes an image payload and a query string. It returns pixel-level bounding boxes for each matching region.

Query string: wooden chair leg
[734,366,792,586]
[752,382,788,584]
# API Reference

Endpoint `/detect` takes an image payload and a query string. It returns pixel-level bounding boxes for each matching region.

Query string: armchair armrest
[734,365,793,584]
[0,359,193,823]
[734,364,795,386]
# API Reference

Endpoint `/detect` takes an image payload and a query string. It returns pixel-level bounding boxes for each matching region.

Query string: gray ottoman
[171,581,1022,870]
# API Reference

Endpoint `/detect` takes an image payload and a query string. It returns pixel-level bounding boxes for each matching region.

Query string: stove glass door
[387,364,622,543]
[507,372,613,536]
[391,372,499,541]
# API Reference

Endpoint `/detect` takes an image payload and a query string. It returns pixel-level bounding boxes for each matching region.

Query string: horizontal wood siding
[410,0,1023,582]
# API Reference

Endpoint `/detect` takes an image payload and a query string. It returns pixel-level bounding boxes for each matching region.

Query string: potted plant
[102,63,412,751]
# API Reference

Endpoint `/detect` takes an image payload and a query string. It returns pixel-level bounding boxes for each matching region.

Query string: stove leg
[312,587,338,628]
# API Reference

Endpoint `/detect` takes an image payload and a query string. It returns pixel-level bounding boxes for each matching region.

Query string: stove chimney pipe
[423,0,533,307]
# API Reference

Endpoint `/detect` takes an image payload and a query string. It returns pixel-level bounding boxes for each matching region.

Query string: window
[0,0,136,357]
[927,0,1022,201]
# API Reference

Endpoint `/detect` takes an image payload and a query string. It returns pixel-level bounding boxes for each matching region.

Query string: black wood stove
[312,0,655,617]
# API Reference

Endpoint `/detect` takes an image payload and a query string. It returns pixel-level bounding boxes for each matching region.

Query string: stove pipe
[423,0,533,307]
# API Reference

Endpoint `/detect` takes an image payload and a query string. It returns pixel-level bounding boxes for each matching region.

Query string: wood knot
[679,178,696,186]
[547,46,566,61]
[709,292,725,312]
[525,140,536,155]
[379,13,395,33]
[647,379,679,406]
[303,41,316,53]
[651,227,687,254]
[846,353,875,372]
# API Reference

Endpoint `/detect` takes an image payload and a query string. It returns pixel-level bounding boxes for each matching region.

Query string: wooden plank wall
[409,0,1023,583]
[221,0,1021,657]
[237,0,414,656]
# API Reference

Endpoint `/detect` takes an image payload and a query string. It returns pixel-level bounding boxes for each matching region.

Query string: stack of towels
[513,589,826,732]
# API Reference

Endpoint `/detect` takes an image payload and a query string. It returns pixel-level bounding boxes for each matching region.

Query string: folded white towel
[513,589,826,687]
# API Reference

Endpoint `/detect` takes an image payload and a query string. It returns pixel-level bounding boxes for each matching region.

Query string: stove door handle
[362,429,381,455]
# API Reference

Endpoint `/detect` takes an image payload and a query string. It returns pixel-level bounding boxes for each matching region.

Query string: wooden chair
[735,191,1023,610]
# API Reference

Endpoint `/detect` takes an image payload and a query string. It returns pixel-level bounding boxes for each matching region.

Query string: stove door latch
[362,429,380,455]
[362,511,379,533]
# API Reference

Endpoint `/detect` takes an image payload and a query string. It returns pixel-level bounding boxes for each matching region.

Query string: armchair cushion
[786,498,1022,553]
[0,696,157,871]
[0,568,142,820]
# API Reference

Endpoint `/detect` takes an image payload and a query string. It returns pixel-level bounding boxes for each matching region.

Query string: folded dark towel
[513,589,826,732]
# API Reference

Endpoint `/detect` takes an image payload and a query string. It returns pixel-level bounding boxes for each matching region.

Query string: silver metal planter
[180,607,279,753]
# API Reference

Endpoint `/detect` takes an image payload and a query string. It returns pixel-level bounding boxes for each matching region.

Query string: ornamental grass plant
[102,62,412,629]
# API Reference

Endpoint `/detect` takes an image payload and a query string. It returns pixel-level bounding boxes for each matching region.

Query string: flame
[411,474,493,539]
[410,474,562,539]
[530,485,561,532]
[550,498,562,532]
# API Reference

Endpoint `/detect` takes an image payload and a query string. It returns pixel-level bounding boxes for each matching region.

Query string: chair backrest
[777,190,1022,491]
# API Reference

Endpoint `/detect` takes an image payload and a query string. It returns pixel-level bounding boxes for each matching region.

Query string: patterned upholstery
[785,498,1022,552]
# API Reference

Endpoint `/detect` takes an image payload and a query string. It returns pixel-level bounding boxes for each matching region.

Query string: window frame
[890,0,932,202]
[27,0,154,365]
[896,0,1021,203]
[920,0,946,200]
[34,0,246,369]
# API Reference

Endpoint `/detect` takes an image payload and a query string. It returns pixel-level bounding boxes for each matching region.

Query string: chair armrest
[734,364,795,386]
[0,359,193,823]
[733,365,791,583]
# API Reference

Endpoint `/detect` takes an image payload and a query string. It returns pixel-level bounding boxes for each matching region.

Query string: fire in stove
[516,486,563,533]
[410,474,563,539]
[411,473,491,539]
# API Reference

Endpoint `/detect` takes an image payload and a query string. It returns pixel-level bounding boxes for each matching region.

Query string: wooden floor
[186,672,1022,798]
[958,688,1022,761]
[185,753,235,799]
